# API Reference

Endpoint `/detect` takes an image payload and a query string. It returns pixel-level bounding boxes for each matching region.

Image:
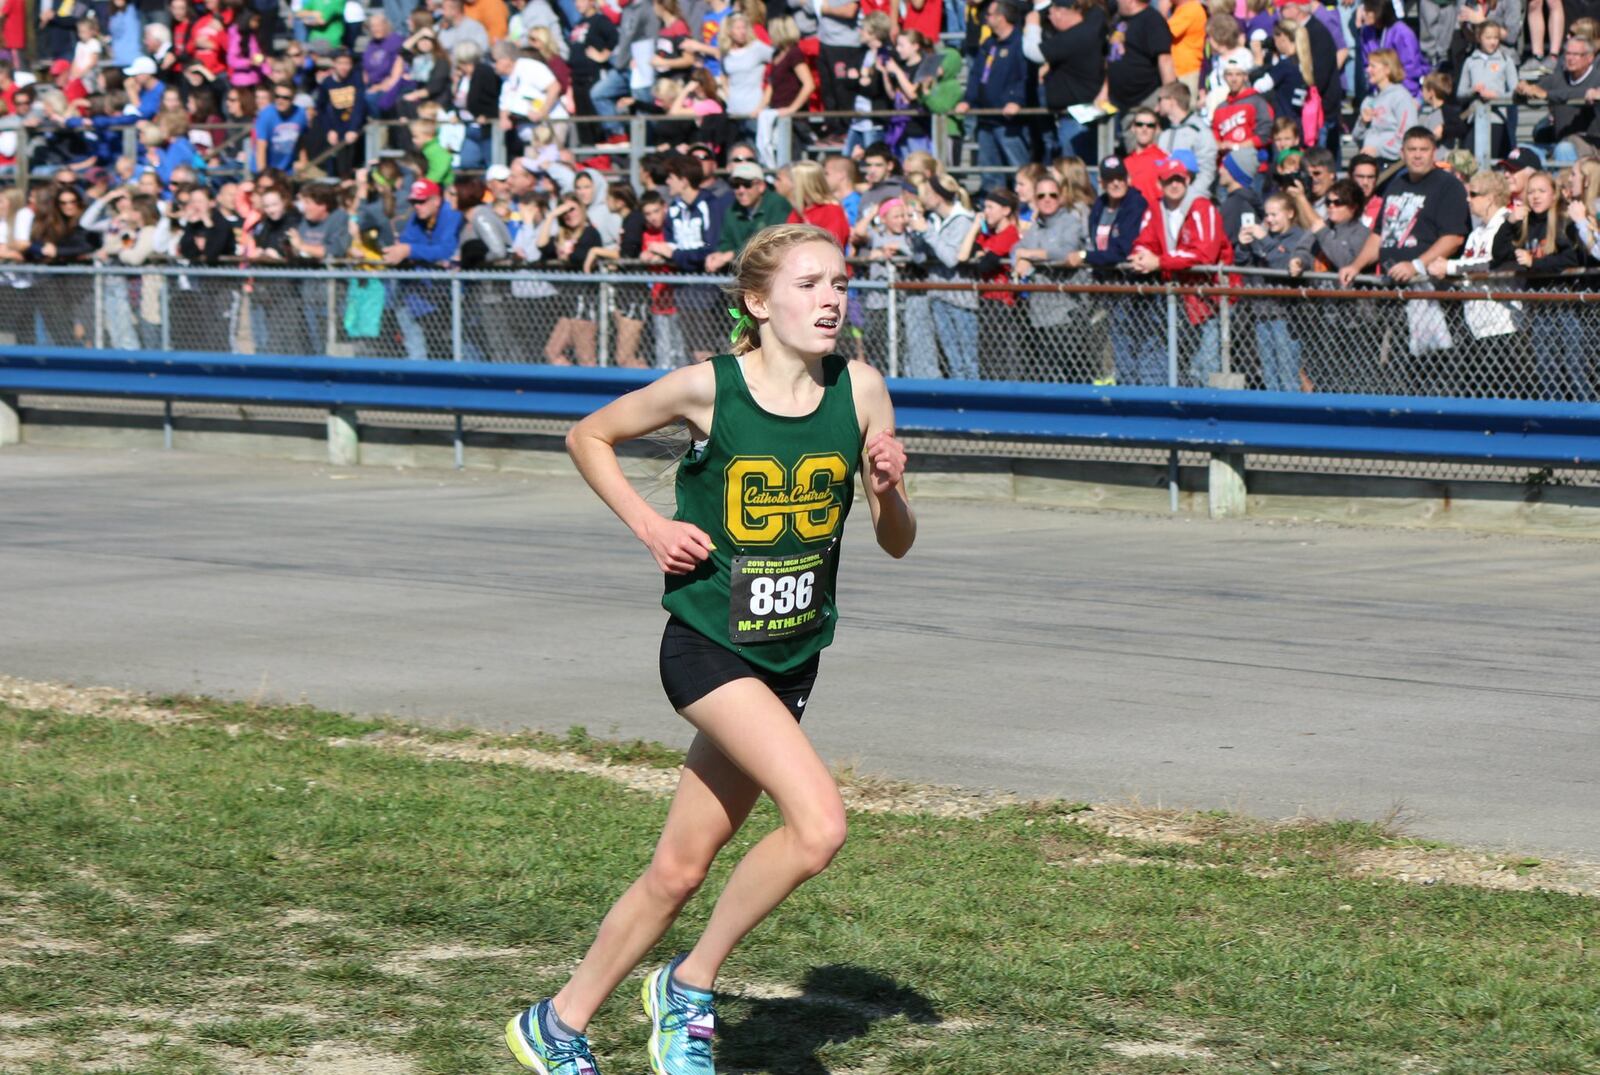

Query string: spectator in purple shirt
[361,12,409,119]
[1356,0,1425,96]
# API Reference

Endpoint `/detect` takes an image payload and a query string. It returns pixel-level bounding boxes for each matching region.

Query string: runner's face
[749,241,848,356]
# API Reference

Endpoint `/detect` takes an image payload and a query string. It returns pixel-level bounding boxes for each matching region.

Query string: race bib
[728,542,834,644]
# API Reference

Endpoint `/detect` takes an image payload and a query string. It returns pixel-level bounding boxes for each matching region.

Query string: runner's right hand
[642,516,715,574]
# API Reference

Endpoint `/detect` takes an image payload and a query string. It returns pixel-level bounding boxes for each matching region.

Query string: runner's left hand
[865,430,907,495]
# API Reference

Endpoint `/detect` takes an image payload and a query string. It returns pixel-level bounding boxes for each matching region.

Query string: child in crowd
[1457,20,1517,156]
[1236,191,1314,392]
[408,113,453,185]
[1418,71,1467,149]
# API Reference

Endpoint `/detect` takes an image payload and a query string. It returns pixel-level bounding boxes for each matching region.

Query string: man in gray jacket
[1155,82,1218,201]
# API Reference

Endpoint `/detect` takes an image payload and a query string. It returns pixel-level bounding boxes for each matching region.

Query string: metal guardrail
[5,260,1600,401]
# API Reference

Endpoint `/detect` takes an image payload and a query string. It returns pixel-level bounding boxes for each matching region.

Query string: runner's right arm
[566,364,720,574]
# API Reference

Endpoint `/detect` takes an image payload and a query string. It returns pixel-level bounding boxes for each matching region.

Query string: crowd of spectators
[3,0,1600,394]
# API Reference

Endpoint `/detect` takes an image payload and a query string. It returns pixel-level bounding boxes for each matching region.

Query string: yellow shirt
[1168,0,1207,77]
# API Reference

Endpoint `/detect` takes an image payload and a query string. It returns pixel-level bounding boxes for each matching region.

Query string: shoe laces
[661,988,716,1058]
[546,1033,600,1075]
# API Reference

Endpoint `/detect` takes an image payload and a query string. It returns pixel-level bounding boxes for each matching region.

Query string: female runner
[506,223,916,1075]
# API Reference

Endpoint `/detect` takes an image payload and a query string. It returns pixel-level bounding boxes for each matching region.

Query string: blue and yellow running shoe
[505,999,601,1075]
[641,954,716,1075]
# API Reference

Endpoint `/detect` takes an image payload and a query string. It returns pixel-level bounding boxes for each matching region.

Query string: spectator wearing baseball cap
[384,177,464,360]
[1497,146,1538,210]
[123,56,166,121]
[1128,154,1234,385]
[706,161,792,271]
[1082,156,1153,385]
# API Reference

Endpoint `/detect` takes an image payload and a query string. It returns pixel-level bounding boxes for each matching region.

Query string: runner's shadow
[718,963,942,1074]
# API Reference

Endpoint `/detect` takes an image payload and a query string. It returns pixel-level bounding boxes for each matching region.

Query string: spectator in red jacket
[1210,55,1273,168]
[1129,156,1234,385]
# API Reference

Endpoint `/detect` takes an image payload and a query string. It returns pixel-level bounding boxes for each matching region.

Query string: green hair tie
[727,305,757,345]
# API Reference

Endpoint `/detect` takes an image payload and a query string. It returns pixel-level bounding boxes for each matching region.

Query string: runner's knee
[644,844,716,906]
[790,807,848,877]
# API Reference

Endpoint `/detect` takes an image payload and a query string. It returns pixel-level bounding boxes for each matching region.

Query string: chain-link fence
[3,263,1599,402]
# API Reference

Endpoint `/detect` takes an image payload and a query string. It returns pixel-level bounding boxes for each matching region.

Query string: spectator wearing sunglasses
[254,80,307,174]
[705,160,791,271]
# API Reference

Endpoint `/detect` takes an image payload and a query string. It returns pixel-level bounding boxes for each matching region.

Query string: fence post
[16,128,28,195]
[325,277,337,353]
[1096,117,1115,163]
[775,114,794,167]
[364,121,385,169]
[629,115,646,192]
[597,271,612,367]
[1218,294,1231,381]
[122,125,138,162]
[451,277,465,470]
[1474,102,1492,163]
[886,260,899,378]
[159,273,171,352]
[93,271,105,349]
[1166,290,1179,513]
[932,113,950,169]
[490,124,507,169]
[159,274,173,448]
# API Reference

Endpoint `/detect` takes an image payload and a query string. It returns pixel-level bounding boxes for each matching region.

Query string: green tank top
[662,353,862,672]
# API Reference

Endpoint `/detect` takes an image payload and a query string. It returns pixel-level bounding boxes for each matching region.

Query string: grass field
[1,684,1597,1075]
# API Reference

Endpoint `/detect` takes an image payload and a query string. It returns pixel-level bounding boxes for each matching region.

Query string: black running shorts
[659,617,820,721]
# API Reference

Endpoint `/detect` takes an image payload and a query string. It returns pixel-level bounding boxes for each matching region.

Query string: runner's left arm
[850,361,916,558]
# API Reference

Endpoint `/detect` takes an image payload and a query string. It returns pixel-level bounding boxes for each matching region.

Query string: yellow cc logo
[724,453,849,546]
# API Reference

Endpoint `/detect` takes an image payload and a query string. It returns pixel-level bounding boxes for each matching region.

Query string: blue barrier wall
[4,346,1600,467]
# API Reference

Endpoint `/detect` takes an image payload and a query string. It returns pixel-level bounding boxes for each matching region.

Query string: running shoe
[505,999,601,1075]
[641,954,716,1075]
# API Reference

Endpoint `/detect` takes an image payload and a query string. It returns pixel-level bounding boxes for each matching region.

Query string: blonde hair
[1570,158,1600,210]
[768,14,801,51]
[726,224,842,355]
[1054,156,1095,210]
[1366,47,1404,87]
[719,12,750,50]
[1518,171,1568,257]
[788,160,835,213]
[1467,168,1509,210]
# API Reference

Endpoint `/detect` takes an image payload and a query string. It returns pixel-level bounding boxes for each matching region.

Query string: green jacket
[421,139,454,187]
[922,47,967,137]
[716,190,793,255]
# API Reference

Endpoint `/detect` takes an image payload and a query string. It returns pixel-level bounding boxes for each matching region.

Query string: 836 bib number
[728,543,835,644]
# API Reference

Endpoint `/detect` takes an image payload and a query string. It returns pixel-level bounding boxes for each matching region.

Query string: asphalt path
[4,445,1597,858]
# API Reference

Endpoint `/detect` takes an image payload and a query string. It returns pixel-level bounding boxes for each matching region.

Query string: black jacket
[179,215,237,263]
